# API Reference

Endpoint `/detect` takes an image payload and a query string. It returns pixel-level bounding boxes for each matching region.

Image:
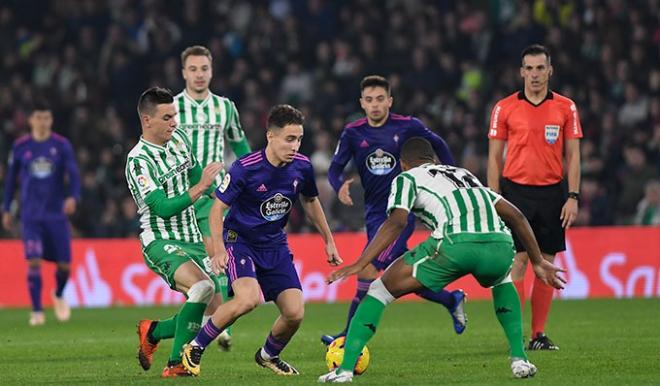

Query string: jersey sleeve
[484,188,503,204]
[410,118,455,166]
[387,173,417,214]
[225,101,247,143]
[564,99,583,139]
[62,140,81,200]
[215,160,245,206]
[2,145,20,212]
[488,101,508,140]
[301,162,319,197]
[126,156,160,201]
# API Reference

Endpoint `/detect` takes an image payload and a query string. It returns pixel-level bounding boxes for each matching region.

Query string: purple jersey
[329,113,454,229]
[216,149,319,246]
[3,133,80,221]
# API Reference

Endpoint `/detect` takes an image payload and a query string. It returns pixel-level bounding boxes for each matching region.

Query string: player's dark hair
[28,99,52,115]
[267,104,305,130]
[360,75,390,95]
[521,44,551,65]
[181,45,213,67]
[137,87,174,117]
[400,137,436,165]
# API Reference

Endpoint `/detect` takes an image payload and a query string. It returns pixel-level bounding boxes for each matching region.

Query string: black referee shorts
[501,178,567,255]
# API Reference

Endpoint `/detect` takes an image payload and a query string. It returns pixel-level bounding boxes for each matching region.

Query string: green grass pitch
[1,299,658,385]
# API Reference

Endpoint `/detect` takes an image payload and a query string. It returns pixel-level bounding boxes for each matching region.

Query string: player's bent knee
[187,279,215,304]
[367,279,395,306]
[283,307,304,325]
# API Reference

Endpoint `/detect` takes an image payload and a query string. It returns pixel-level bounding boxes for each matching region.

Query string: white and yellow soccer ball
[325,336,370,375]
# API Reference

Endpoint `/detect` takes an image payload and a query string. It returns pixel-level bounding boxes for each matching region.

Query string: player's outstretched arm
[487,139,506,194]
[327,208,408,284]
[495,198,566,289]
[300,195,342,266]
[209,197,230,275]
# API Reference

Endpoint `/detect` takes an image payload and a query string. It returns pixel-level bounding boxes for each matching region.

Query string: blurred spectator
[0,0,658,237]
[634,180,660,226]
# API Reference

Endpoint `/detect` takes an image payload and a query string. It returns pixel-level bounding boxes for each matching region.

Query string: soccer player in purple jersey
[2,101,80,326]
[181,105,342,377]
[322,75,467,343]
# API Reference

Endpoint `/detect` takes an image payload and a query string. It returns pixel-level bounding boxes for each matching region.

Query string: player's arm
[328,129,354,205]
[142,161,222,218]
[2,146,20,231]
[487,139,506,193]
[62,140,81,215]
[561,138,580,228]
[188,157,219,197]
[494,196,566,289]
[300,195,342,266]
[225,101,251,157]
[209,197,230,274]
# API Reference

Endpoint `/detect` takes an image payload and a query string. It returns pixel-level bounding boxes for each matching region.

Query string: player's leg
[319,257,422,383]
[255,288,304,375]
[22,221,45,325]
[529,184,564,350]
[45,219,72,322]
[182,243,262,376]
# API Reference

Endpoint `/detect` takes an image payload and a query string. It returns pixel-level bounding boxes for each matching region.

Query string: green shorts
[143,239,221,292]
[194,195,214,237]
[403,234,515,292]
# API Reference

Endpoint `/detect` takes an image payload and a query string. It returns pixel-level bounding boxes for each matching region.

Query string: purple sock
[55,267,70,297]
[262,332,290,357]
[416,288,454,308]
[341,278,373,335]
[27,266,43,311]
[194,319,224,349]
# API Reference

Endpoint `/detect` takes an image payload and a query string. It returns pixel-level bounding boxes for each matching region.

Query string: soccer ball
[325,336,370,375]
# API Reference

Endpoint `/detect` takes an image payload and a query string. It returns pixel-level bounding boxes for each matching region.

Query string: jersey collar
[139,136,167,151]
[183,89,212,107]
[517,90,553,107]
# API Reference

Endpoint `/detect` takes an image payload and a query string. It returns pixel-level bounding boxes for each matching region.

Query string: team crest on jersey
[260,193,292,221]
[196,111,207,123]
[292,179,299,192]
[544,125,560,144]
[30,157,54,178]
[219,173,231,193]
[366,148,396,175]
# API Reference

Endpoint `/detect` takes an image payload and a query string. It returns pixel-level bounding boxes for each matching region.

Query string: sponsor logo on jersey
[136,175,149,188]
[257,183,268,192]
[544,125,560,144]
[366,148,396,175]
[260,193,292,221]
[30,156,54,178]
[157,160,191,184]
[360,139,369,148]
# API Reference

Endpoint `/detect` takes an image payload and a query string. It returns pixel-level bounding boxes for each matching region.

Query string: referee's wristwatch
[567,191,580,202]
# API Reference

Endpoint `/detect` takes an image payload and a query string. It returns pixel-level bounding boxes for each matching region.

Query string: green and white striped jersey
[174,90,245,185]
[125,129,202,247]
[387,163,511,240]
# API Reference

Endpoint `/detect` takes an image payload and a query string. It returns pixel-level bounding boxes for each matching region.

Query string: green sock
[218,275,232,336]
[151,315,177,341]
[492,282,526,359]
[169,301,206,362]
[339,295,387,372]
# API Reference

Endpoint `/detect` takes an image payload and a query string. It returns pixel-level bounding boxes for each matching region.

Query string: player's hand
[200,162,223,190]
[532,259,567,290]
[326,263,363,284]
[338,178,354,206]
[63,197,77,215]
[560,198,578,229]
[325,242,343,266]
[1,212,12,231]
[211,248,229,275]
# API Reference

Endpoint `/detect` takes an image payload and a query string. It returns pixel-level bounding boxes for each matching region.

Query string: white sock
[260,347,273,360]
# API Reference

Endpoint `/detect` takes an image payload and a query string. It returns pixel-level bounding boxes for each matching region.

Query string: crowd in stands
[1,0,658,238]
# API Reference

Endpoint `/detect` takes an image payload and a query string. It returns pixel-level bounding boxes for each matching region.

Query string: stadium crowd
[1,0,658,238]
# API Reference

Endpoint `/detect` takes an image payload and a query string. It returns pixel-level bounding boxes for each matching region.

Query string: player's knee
[234,295,260,314]
[367,279,395,306]
[187,279,215,304]
[283,306,304,325]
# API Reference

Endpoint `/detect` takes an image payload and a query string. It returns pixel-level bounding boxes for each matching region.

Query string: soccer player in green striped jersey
[175,45,252,350]
[126,87,224,377]
[319,138,566,383]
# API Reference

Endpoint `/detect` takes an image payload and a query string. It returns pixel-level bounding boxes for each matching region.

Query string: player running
[319,137,566,383]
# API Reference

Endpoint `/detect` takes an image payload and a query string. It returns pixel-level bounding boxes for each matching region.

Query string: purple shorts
[366,217,415,271]
[21,219,72,263]
[225,242,302,302]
